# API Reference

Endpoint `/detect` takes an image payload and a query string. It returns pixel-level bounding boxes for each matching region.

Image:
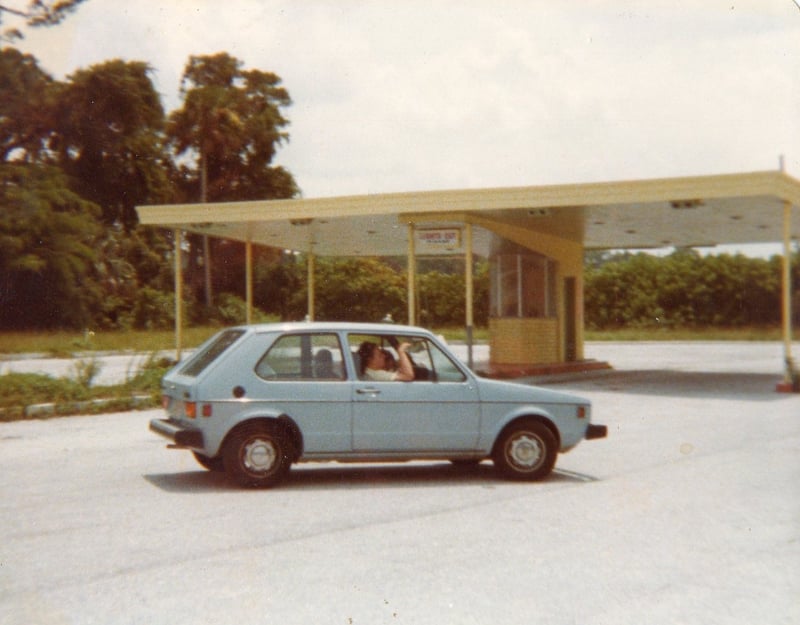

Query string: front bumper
[150,418,205,449]
[585,423,608,440]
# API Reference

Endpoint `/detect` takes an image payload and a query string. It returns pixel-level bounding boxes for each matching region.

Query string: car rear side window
[179,329,246,377]
[256,333,345,381]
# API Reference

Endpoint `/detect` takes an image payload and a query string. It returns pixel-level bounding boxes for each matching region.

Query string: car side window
[404,338,466,382]
[347,333,406,380]
[256,333,345,381]
[345,333,466,382]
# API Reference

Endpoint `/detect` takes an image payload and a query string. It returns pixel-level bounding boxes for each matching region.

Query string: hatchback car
[150,322,606,487]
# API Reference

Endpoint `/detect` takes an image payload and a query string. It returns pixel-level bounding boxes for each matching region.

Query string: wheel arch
[491,414,560,456]
[222,415,304,462]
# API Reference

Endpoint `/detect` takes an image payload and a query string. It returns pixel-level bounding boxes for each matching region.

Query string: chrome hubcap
[508,433,543,469]
[243,438,277,473]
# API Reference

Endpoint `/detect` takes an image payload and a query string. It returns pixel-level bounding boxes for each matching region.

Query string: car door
[350,335,481,452]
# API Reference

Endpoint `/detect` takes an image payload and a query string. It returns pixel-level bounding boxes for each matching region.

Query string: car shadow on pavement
[143,463,598,493]
[144,471,232,493]
[543,370,788,401]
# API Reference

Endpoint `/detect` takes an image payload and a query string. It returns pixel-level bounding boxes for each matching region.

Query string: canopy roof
[137,170,800,257]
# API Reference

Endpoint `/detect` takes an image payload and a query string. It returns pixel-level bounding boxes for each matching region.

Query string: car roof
[235,321,436,336]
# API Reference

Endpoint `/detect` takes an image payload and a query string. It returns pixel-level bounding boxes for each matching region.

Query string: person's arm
[394,342,414,381]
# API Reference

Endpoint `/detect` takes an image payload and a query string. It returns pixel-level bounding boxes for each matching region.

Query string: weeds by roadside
[0,352,174,421]
[71,356,103,388]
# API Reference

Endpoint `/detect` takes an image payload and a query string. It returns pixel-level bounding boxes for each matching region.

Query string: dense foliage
[0,45,300,330]
[248,254,491,326]
[0,163,100,328]
[584,249,799,329]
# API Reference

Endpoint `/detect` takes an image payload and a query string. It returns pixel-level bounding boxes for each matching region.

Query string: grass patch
[0,327,220,356]
[0,324,787,356]
[0,325,492,355]
[0,353,174,420]
[434,327,490,343]
[0,372,92,408]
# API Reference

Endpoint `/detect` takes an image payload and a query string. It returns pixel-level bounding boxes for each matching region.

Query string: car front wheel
[493,420,557,481]
[223,423,291,488]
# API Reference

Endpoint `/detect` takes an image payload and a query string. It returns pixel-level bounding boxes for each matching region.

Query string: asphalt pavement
[0,342,797,625]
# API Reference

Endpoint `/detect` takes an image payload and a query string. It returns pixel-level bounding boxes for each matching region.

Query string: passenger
[357,341,414,381]
[314,348,339,379]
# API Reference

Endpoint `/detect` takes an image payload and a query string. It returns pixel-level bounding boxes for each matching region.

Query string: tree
[167,52,298,309]
[0,0,86,42]
[0,163,101,329]
[253,251,306,321]
[0,51,177,330]
[90,225,176,329]
[418,260,490,327]
[584,252,664,328]
[313,258,407,323]
[0,47,54,162]
[168,52,296,202]
[584,249,790,330]
[52,59,172,230]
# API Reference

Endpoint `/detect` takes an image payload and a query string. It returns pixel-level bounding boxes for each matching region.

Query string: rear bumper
[585,423,608,440]
[150,418,205,449]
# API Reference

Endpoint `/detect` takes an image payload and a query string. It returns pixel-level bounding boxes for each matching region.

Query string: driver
[381,348,396,371]
[358,341,414,381]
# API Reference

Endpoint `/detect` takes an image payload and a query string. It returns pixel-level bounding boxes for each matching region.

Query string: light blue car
[150,322,606,488]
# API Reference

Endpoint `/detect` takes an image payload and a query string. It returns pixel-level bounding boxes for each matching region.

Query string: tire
[223,422,292,488]
[193,452,225,472]
[492,419,557,481]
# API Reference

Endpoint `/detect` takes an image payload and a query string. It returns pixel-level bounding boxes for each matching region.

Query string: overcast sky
[12,0,800,203]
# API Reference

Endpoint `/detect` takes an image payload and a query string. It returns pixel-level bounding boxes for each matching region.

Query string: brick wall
[489,317,560,365]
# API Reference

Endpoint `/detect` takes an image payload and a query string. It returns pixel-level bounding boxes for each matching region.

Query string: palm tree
[167,53,297,310]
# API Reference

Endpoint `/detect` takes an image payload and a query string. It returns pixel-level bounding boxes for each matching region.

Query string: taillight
[577,405,587,419]
[202,403,213,418]
[161,395,170,410]
[184,401,197,419]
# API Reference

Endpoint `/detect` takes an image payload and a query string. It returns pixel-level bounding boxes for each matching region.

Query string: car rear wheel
[493,420,557,481]
[223,423,291,488]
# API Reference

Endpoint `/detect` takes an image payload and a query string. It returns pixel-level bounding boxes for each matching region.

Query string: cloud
[13,0,800,197]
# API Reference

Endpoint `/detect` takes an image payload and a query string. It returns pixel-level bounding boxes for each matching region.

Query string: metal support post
[245,238,253,325]
[174,229,183,361]
[407,223,416,325]
[307,249,316,322]
[465,223,474,369]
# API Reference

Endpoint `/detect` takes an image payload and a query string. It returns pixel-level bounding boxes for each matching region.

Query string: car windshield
[178,329,246,377]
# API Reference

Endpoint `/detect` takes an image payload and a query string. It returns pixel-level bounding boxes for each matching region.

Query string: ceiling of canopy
[137,170,800,257]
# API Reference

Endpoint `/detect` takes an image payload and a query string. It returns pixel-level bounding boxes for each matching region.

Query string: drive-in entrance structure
[137,169,800,388]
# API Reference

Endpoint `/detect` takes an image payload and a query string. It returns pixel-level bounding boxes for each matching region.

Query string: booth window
[490,248,557,318]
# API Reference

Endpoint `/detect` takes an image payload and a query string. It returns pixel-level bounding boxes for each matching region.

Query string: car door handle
[356,387,381,395]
